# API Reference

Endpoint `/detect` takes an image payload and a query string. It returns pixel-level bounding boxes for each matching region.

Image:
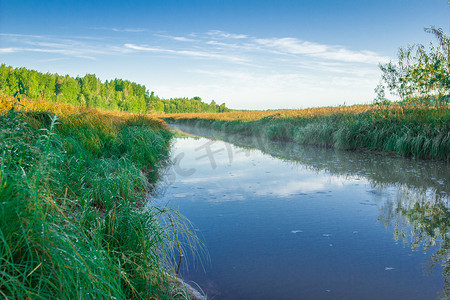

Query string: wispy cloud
[254,37,390,64]
[0,33,126,59]
[155,34,196,42]
[123,43,247,63]
[92,27,147,33]
[0,33,45,39]
[112,28,147,33]
[123,44,161,52]
[156,30,390,66]
[1,46,97,60]
[207,30,248,39]
[0,48,16,54]
[163,31,390,65]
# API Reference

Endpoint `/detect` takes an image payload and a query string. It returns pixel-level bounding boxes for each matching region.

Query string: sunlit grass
[158,104,377,121]
[0,94,201,299]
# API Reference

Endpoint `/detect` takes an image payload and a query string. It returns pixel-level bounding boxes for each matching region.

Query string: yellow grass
[156,103,450,123]
[0,94,167,128]
[156,105,378,121]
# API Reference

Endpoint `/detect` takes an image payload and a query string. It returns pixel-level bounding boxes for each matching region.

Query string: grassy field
[161,104,450,161]
[0,95,199,299]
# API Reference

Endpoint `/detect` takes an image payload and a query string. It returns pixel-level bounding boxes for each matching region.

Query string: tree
[56,75,80,104]
[80,74,100,107]
[377,27,449,106]
[218,103,229,112]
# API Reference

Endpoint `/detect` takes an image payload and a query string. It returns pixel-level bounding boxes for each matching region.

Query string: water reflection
[170,124,449,195]
[161,124,449,299]
[380,187,450,297]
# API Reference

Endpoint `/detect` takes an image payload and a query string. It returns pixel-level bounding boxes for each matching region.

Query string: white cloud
[0,33,122,59]
[0,48,16,53]
[162,30,390,67]
[123,43,162,52]
[155,34,196,42]
[254,37,390,64]
[123,43,247,63]
[0,46,96,60]
[112,28,147,33]
[0,33,45,39]
[207,30,248,39]
[92,27,147,33]
[255,38,327,55]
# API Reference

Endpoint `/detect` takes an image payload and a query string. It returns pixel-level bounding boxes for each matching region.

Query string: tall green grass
[0,107,198,299]
[168,106,450,160]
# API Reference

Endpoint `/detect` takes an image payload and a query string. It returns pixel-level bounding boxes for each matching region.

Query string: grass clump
[0,95,198,299]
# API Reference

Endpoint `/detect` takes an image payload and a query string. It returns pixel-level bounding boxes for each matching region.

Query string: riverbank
[162,105,450,161]
[0,95,198,299]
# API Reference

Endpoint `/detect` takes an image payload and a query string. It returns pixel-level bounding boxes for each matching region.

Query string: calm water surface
[153,124,449,300]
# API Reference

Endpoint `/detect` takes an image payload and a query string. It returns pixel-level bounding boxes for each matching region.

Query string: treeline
[0,64,229,113]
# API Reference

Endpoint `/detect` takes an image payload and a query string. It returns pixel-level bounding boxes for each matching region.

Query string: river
[152,124,450,300]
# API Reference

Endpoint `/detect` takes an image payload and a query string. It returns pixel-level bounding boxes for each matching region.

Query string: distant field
[158,105,377,121]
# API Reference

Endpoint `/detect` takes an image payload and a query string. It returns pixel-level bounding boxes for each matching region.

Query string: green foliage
[378,27,450,106]
[0,64,230,114]
[161,96,230,113]
[0,108,198,299]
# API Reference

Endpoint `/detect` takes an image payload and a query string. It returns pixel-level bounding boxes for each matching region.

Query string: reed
[165,105,450,160]
[0,94,199,299]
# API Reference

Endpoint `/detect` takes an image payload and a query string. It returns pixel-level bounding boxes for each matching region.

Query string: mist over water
[153,124,449,299]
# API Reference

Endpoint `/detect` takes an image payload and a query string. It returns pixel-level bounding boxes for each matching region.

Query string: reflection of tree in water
[379,186,450,298]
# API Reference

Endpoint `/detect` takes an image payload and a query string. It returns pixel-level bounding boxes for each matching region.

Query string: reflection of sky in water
[171,138,372,197]
[155,136,445,300]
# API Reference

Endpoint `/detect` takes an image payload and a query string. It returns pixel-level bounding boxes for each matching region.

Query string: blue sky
[1,0,449,109]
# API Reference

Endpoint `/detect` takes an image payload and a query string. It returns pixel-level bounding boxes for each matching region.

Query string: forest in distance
[0,64,230,114]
